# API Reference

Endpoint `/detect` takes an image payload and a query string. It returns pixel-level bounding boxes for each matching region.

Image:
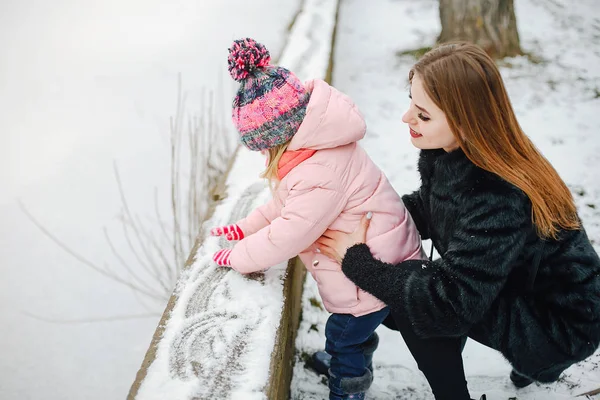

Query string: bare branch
[113,162,155,272]
[103,226,158,295]
[22,77,236,313]
[577,386,600,396]
[19,201,162,301]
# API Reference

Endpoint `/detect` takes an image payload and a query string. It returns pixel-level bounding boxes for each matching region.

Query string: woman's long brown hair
[411,42,579,239]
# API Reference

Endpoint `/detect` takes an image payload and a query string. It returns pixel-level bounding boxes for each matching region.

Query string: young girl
[210,38,425,400]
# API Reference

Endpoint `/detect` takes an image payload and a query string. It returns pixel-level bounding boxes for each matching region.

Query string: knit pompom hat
[227,38,310,151]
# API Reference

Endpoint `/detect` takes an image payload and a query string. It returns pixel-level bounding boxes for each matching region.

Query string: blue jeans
[325,307,389,398]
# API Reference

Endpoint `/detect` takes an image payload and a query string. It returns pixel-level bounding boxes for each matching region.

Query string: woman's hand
[316,212,372,263]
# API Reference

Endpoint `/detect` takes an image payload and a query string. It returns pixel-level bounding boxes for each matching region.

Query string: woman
[314,42,600,400]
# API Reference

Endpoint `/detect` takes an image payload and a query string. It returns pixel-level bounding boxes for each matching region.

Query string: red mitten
[210,224,245,241]
[213,249,232,267]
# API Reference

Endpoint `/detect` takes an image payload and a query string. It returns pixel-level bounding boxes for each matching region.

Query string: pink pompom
[227,38,271,81]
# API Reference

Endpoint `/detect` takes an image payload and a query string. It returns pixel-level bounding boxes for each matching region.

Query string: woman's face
[402,74,459,152]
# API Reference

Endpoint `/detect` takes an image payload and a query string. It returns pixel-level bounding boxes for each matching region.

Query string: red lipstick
[410,128,422,138]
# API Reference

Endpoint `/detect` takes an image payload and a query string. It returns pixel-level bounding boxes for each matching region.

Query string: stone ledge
[266,258,306,400]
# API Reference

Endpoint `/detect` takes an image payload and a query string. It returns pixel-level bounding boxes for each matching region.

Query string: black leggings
[383,312,471,400]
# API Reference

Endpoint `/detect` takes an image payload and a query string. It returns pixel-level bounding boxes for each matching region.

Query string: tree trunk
[438,0,523,59]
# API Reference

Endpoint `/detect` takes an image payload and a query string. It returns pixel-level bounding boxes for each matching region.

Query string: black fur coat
[342,148,600,378]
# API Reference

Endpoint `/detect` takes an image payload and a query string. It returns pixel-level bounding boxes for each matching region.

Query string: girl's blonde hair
[412,42,580,239]
[260,141,291,188]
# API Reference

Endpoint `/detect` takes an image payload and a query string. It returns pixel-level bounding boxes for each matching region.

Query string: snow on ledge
[131,1,340,399]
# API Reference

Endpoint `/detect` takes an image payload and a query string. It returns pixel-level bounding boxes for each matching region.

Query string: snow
[291,0,600,399]
[135,152,286,400]
[134,0,340,398]
[4,0,598,398]
[278,0,339,83]
[0,1,299,399]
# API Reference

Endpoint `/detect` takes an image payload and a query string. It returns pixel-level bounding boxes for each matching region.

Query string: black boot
[510,369,534,388]
[308,332,380,378]
[308,351,332,377]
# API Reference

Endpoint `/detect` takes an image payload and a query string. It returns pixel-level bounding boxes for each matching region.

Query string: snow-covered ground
[0,1,299,399]
[291,0,600,399]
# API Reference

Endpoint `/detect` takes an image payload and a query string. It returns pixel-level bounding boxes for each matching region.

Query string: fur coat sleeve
[342,186,530,338]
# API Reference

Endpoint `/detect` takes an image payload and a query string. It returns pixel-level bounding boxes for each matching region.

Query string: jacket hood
[288,79,366,151]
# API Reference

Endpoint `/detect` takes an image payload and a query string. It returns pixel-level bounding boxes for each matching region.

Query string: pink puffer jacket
[230,79,425,316]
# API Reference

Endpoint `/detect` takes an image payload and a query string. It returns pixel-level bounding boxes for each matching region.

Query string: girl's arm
[229,164,347,274]
[342,190,529,338]
[401,190,430,240]
[235,197,281,237]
